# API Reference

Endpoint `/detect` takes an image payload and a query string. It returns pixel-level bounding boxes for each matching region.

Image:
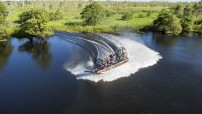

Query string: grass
[7,24,18,36]
[6,8,27,22]
[46,11,159,33]
[6,6,202,35]
[0,39,7,42]
[6,7,161,34]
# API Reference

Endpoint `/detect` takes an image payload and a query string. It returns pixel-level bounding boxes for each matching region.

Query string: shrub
[153,10,182,35]
[138,13,145,18]
[0,2,8,38]
[19,9,49,23]
[181,16,193,32]
[80,2,105,26]
[146,12,152,17]
[49,10,63,21]
[106,10,112,17]
[17,9,53,38]
[122,12,133,20]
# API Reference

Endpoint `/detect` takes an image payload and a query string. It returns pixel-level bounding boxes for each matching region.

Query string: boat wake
[63,32,162,82]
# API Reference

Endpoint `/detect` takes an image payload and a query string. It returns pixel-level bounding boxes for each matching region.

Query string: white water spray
[64,33,162,82]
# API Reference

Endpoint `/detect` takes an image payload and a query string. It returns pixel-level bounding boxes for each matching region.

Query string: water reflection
[152,33,180,47]
[19,39,52,68]
[0,41,13,69]
[181,32,202,38]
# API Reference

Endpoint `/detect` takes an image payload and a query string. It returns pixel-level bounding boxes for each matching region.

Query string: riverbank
[46,9,159,33]
[6,7,160,35]
[5,6,202,37]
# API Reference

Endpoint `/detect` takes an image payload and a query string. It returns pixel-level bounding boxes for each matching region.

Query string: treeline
[1,0,202,39]
[0,1,64,39]
[153,0,202,35]
[4,0,196,10]
[0,2,8,39]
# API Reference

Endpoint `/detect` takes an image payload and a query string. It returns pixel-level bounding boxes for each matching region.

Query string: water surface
[0,32,202,114]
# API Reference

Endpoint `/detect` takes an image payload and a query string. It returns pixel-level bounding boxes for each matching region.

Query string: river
[0,31,202,114]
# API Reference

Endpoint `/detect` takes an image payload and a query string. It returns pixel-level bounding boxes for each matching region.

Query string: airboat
[85,47,128,74]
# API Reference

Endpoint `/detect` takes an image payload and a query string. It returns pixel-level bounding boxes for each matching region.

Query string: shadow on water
[0,35,80,114]
[18,39,52,68]
[0,41,13,69]
[152,33,180,47]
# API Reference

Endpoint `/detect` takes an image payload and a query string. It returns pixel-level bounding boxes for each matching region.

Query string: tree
[193,18,202,33]
[174,4,183,18]
[0,2,8,38]
[180,5,193,32]
[153,10,182,35]
[17,9,53,39]
[19,18,52,38]
[122,12,133,20]
[80,2,105,26]
[0,13,6,26]
[49,9,63,21]
[192,1,202,18]
[183,5,193,17]
[105,10,112,17]
[19,9,49,23]
[181,16,193,32]
[0,2,6,16]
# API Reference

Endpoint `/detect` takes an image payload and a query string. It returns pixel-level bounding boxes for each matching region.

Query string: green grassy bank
[6,7,163,34]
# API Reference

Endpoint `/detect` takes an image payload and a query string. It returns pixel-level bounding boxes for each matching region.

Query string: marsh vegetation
[1,0,202,39]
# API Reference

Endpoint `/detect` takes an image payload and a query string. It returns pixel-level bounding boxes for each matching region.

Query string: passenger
[115,52,119,61]
[96,59,103,69]
[103,59,107,68]
[107,55,112,66]
[109,54,113,59]
[105,58,110,67]
[111,54,116,64]
[117,48,123,61]
[104,61,108,68]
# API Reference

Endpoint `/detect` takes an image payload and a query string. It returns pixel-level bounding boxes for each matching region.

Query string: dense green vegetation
[0,2,8,39]
[16,9,53,39]
[153,10,182,35]
[1,0,202,37]
[81,2,106,26]
[122,12,133,21]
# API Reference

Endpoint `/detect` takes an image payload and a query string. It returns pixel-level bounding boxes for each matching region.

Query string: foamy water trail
[64,33,162,82]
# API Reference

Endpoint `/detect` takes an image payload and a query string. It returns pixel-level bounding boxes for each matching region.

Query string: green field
[6,7,163,34]
[2,0,202,37]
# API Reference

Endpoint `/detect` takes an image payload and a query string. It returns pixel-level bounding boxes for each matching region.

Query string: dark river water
[0,31,202,114]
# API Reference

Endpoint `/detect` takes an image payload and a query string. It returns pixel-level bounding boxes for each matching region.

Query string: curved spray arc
[86,34,115,54]
[93,44,100,59]
[55,32,113,54]
[64,33,162,82]
[55,32,115,59]
[97,34,121,49]
[71,35,113,54]
[56,34,96,59]
[56,31,115,54]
